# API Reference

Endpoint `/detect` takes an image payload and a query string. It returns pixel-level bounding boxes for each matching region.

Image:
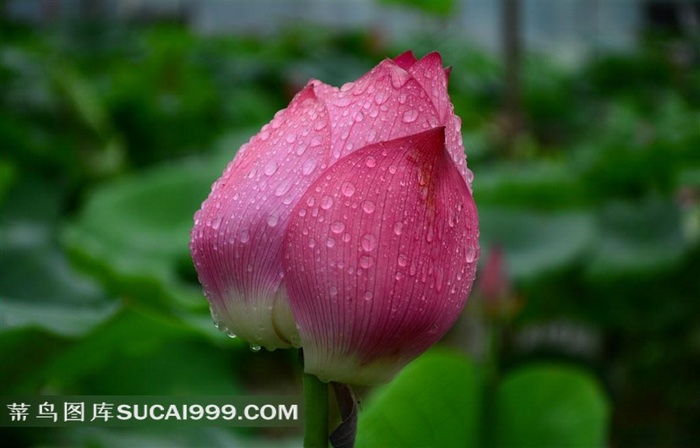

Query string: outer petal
[190,84,332,349]
[407,52,474,192]
[283,128,479,384]
[311,59,441,164]
[393,50,418,69]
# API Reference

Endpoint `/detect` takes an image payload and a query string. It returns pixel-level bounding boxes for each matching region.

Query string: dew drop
[388,165,398,174]
[298,208,307,217]
[326,238,336,248]
[390,66,411,88]
[331,222,345,234]
[310,135,323,147]
[340,82,354,92]
[211,216,222,230]
[302,159,317,175]
[335,96,352,107]
[308,238,316,248]
[398,253,408,267]
[435,267,444,292]
[374,90,389,105]
[286,133,297,144]
[342,233,351,243]
[354,111,364,122]
[403,109,419,123]
[320,196,334,210]
[267,214,279,227]
[393,221,404,235]
[239,229,250,243]
[250,344,262,352]
[264,161,278,176]
[329,286,338,296]
[359,255,374,269]
[363,291,373,301]
[275,178,292,196]
[362,200,375,214]
[361,234,377,252]
[259,130,270,141]
[341,182,356,197]
[306,196,316,207]
[365,156,377,168]
[466,244,477,263]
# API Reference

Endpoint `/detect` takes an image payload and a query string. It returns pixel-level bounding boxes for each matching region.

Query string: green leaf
[356,350,481,448]
[495,364,610,448]
[378,0,454,17]
[476,161,587,209]
[43,309,243,395]
[0,179,118,337]
[62,158,219,311]
[479,207,596,281]
[588,198,688,277]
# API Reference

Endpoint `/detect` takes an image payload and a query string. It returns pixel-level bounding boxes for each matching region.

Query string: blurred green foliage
[0,14,699,448]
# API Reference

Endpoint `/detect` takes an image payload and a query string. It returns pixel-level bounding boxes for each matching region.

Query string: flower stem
[303,371,329,448]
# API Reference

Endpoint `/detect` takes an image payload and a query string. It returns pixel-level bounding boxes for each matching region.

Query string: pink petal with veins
[190,85,332,349]
[393,50,418,69]
[311,59,440,165]
[283,128,479,384]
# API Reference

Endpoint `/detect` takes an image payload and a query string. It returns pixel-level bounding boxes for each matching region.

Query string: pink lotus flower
[190,51,479,384]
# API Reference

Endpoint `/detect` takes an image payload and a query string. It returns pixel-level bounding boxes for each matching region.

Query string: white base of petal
[210,285,301,350]
[303,347,408,385]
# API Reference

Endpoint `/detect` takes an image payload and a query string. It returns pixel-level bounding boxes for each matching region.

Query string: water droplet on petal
[363,291,373,301]
[389,165,398,174]
[308,238,316,248]
[393,221,404,235]
[354,111,364,122]
[309,135,324,147]
[340,82,354,92]
[302,159,317,175]
[374,90,389,105]
[320,196,334,210]
[250,344,262,352]
[264,161,278,176]
[286,133,297,144]
[331,222,345,234]
[267,214,279,227]
[466,244,477,263]
[361,234,377,252]
[326,238,336,248]
[365,156,377,168]
[362,200,375,214]
[240,229,250,243]
[389,66,411,88]
[402,109,419,123]
[367,129,377,142]
[398,253,408,267]
[341,182,356,197]
[274,179,292,196]
[211,216,222,230]
[359,255,374,269]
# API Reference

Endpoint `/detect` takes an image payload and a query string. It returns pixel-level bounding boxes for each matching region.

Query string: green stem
[303,371,329,448]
